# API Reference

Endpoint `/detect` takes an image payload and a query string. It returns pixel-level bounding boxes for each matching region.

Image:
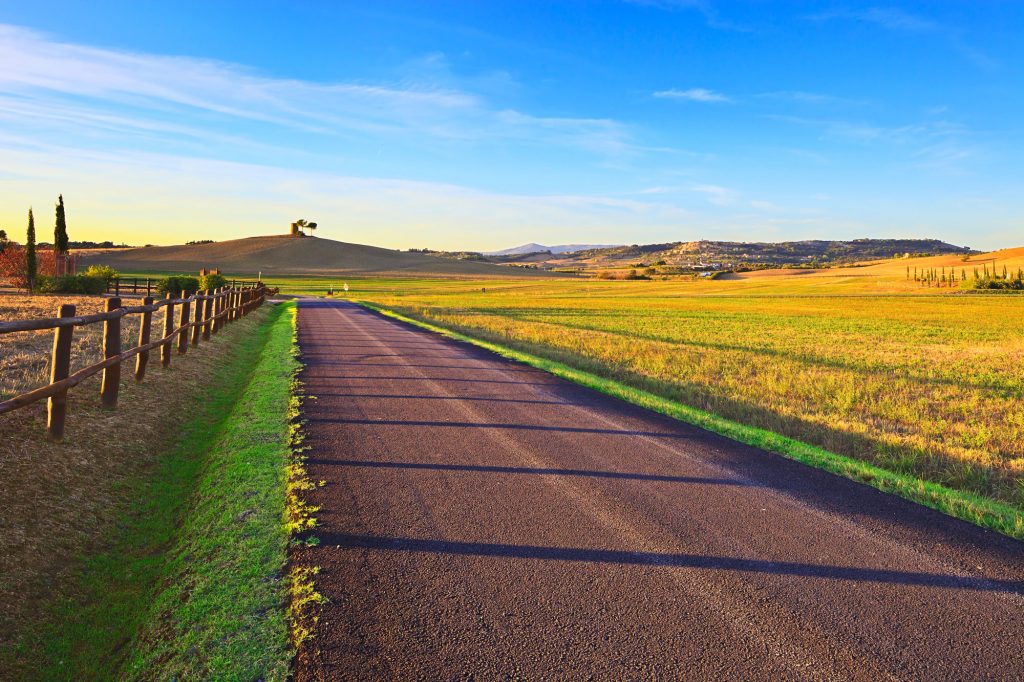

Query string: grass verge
[360,301,1024,542]
[32,301,300,680]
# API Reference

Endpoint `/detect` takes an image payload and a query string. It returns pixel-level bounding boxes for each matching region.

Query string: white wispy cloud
[758,90,866,107]
[0,23,643,157]
[653,88,731,103]
[623,0,752,32]
[807,7,995,69]
[688,183,738,206]
[771,114,981,174]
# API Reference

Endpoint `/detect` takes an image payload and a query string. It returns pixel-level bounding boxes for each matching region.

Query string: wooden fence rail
[0,284,277,439]
[107,278,262,296]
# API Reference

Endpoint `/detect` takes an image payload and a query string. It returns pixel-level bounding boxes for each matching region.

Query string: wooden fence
[108,278,263,296]
[0,284,276,439]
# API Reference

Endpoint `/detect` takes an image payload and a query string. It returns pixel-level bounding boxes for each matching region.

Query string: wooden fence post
[135,296,153,382]
[100,297,122,408]
[228,289,236,323]
[202,289,213,340]
[162,293,174,367]
[190,292,202,347]
[178,292,191,354]
[47,304,75,439]
[212,288,221,334]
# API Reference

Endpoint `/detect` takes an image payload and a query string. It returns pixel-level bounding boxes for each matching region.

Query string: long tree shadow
[309,417,697,440]
[316,533,1024,594]
[301,360,539,373]
[307,459,745,486]
[307,393,581,407]
[306,376,556,386]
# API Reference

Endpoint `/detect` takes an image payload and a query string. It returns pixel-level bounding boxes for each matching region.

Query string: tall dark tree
[0,228,7,252]
[26,208,37,292]
[54,194,69,254]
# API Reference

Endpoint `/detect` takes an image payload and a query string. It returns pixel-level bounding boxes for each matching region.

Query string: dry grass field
[0,293,143,400]
[331,250,1024,516]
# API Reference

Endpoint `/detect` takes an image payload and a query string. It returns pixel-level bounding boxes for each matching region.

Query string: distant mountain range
[484,243,622,256]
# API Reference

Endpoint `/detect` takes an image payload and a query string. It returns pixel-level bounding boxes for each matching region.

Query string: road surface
[293,299,1023,680]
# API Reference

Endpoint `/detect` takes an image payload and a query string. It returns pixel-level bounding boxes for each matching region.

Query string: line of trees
[0,195,76,292]
[906,263,1024,289]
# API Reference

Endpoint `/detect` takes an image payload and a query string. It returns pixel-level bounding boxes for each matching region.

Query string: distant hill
[554,238,973,269]
[77,236,564,278]
[484,243,622,256]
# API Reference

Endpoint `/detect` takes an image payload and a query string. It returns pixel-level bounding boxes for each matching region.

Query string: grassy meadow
[111,249,1024,530]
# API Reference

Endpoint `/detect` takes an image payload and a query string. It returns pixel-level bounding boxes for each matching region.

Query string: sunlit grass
[322,277,1024,516]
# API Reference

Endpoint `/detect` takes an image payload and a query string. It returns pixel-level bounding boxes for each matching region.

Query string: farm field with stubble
[290,251,1024,536]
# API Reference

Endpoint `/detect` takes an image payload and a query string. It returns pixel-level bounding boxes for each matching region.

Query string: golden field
[334,247,1024,511]
[0,293,143,400]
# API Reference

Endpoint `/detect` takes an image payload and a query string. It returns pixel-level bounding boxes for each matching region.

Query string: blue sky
[0,1,1021,250]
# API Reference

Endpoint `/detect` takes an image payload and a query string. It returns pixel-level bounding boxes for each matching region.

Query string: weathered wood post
[162,293,174,367]
[228,289,237,322]
[202,289,213,340]
[190,292,203,347]
[47,304,75,439]
[135,296,153,381]
[177,291,191,354]
[211,288,221,334]
[100,297,122,408]
[146,278,152,297]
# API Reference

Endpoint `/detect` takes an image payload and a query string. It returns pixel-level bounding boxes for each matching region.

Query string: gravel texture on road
[293,300,1023,681]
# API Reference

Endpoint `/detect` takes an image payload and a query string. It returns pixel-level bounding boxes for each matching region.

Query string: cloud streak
[0,23,643,157]
[653,88,731,103]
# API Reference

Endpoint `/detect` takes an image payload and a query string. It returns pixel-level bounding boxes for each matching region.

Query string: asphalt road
[293,299,1024,681]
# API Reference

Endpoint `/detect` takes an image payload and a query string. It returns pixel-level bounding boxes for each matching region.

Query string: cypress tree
[54,194,69,255]
[26,208,37,292]
[1002,265,1008,280]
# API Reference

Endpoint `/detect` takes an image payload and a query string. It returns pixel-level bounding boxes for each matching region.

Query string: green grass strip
[360,301,1023,542]
[33,302,298,681]
[119,301,299,680]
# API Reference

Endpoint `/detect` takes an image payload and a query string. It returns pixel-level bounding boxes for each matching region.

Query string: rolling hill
[77,236,564,278]
[484,243,622,256]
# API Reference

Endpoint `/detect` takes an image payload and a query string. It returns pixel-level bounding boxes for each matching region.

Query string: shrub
[83,264,118,284]
[36,274,107,294]
[198,273,228,291]
[0,245,57,289]
[157,276,201,296]
[961,278,1024,291]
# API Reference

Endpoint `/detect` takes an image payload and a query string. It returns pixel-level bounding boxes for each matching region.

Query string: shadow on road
[316,533,1024,594]
[306,459,749,486]
[309,417,697,440]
